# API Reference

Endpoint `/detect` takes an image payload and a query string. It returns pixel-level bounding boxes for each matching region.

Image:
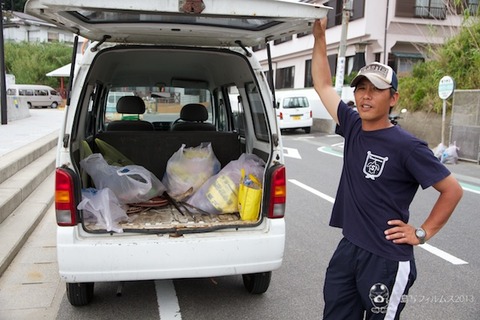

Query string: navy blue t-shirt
[332,101,451,261]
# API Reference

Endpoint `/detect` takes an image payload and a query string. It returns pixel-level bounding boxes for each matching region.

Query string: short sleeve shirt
[332,101,451,261]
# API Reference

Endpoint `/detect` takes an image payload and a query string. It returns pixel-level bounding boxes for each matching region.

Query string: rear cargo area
[77,131,265,233]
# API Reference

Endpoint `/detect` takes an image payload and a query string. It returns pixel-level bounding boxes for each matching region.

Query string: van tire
[66,282,94,306]
[304,127,311,133]
[27,102,32,109]
[50,102,58,108]
[242,271,272,294]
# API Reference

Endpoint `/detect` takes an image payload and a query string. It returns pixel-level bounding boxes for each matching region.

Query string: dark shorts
[323,238,417,320]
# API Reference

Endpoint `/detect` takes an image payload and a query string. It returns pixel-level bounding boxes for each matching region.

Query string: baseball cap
[350,62,398,91]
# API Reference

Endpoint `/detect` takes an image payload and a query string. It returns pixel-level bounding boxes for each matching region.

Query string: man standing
[311,18,463,319]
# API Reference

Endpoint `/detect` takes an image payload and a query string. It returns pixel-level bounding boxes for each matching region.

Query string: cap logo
[360,64,390,80]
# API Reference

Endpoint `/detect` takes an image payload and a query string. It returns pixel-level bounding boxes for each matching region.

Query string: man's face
[354,78,398,127]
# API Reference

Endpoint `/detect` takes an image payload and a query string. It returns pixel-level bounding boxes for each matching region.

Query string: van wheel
[27,102,32,109]
[304,127,311,133]
[66,282,94,306]
[50,102,58,108]
[242,271,272,294]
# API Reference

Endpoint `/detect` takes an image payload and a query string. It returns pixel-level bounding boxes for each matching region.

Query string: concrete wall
[5,97,30,122]
[313,111,447,149]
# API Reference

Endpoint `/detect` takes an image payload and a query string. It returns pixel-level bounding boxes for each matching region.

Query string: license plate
[292,115,301,120]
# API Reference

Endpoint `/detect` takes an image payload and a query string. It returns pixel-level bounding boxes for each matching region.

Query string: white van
[6,84,63,108]
[26,0,328,306]
[275,93,313,133]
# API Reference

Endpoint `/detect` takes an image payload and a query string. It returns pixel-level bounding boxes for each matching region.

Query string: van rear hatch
[25,0,329,47]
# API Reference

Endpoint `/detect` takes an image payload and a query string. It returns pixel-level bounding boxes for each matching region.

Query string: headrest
[180,103,208,122]
[116,96,146,114]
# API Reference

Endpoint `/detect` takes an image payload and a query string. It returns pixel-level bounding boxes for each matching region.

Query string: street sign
[438,76,455,100]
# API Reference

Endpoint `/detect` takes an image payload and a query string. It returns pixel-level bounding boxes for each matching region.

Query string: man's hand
[385,220,419,245]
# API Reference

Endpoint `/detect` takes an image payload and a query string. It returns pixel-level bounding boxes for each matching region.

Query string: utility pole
[334,0,353,98]
[0,1,7,125]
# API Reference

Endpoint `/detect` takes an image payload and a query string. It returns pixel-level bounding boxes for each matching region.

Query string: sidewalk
[0,108,65,158]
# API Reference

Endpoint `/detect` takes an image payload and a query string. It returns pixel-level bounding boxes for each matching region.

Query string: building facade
[253,0,476,90]
[3,11,74,43]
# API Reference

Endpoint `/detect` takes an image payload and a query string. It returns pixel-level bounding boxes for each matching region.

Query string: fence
[450,90,480,163]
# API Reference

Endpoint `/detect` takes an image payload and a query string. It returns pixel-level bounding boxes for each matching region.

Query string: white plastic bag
[162,143,220,201]
[187,153,265,214]
[441,142,459,164]
[433,142,446,160]
[77,188,128,233]
[80,153,166,204]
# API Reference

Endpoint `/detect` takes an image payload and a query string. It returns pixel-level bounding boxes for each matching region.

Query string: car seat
[170,103,216,131]
[107,96,154,131]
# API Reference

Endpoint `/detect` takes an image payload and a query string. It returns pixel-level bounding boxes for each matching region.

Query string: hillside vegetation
[398,18,480,113]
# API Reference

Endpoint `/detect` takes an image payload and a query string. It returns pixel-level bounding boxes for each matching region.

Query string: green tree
[398,15,480,113]
[5,42,72,88]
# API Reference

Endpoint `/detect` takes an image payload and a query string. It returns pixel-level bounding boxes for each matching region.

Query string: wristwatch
[415,228,427,244]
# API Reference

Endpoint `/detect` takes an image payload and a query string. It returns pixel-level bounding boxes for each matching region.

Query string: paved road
[1,115,479,319]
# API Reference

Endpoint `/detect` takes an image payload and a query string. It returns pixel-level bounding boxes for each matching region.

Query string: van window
[245,82,268,142]
[103,86,213,126]
[283,97,309,108]
[228,85,245,136]
[35,89,48,96]
[6,88,16,95]
[19,89,34,96]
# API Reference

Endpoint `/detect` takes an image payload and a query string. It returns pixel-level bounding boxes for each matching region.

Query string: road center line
[289,179,335,203]
[155,280,182,319]
[288,179,469,265]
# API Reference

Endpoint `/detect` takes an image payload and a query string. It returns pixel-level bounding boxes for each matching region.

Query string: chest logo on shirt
[363,151,389,180]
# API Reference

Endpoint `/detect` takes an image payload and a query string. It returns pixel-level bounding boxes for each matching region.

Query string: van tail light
[55,168,79,226]
[279,112,284,120]
[309,110,312,118]
[267,165,286,219]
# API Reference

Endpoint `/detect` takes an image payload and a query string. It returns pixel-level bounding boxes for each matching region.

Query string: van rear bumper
[57,219,285,283]
[279,118,312,130]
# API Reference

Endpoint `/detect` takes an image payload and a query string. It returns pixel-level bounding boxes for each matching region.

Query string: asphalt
[0,108,479,319]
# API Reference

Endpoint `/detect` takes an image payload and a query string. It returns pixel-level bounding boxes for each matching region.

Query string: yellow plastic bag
[238,169,262,221]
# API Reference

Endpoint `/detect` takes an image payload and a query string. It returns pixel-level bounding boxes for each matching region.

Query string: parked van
[26,0,328,306]
[275,92,313,133]
[6,84,63,108]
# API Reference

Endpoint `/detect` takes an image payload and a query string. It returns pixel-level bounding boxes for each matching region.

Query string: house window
[275,66,295,89]
[305,60,313,87]
[415,0,447,19]
[48,32,59,42]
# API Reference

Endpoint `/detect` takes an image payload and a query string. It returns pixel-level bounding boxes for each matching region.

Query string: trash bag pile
[78,140,266,232]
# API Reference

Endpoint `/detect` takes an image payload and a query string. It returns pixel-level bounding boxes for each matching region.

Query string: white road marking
[317,146,343,158]
[419,244,468,265]
[155,280,182,319]
[289,178,469,265]
[289,179,335,203]
[283,147,302,159]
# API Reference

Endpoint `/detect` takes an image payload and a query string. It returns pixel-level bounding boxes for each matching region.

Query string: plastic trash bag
[441,142,459,164]
[187,153,265,214]
[77,188,128,233]
[80,153,166,204]
[433,142,446,160]
[162,142,220,201]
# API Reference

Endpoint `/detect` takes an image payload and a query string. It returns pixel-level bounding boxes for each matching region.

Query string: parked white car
[25,0,328,306]
[275,93,313,133]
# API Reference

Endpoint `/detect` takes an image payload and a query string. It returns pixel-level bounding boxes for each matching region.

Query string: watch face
[416,228,426,239]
